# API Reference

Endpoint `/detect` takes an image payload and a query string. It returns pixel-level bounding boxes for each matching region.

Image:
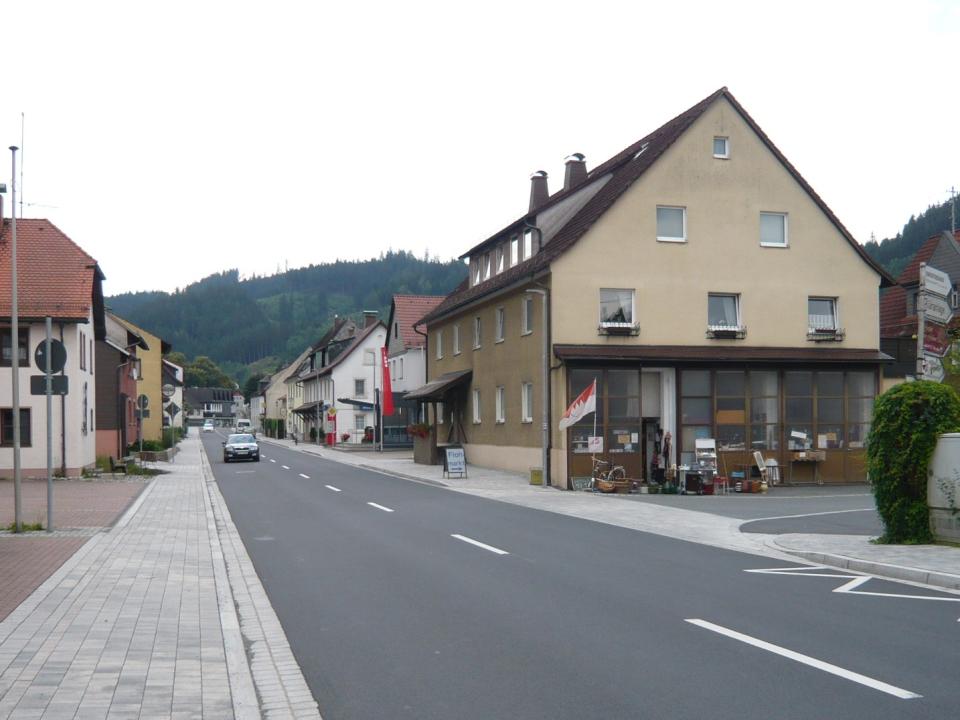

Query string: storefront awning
[553,345,893,365]
[292,400,325,416]
[405,369,473,401]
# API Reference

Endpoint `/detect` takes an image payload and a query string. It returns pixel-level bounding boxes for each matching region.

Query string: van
[234,418,253,434]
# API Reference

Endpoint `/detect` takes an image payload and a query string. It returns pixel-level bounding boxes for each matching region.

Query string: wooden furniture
[789,450,826,484]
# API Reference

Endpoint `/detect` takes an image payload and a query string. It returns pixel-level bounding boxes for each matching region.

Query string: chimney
[528,170,549,212]
[362,310,379,328]
[563,153,587,191]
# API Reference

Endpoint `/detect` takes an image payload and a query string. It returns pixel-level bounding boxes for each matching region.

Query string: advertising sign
[444,447,466,477]
[922,265,951,298]
[920,294,953,325]
[923,322,950,357]
[587,436,604,453]
[923,354,946,383]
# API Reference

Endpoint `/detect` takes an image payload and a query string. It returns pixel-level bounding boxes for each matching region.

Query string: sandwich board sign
[443,446,466,478]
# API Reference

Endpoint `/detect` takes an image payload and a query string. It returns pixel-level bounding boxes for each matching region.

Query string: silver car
[223,433,260,463]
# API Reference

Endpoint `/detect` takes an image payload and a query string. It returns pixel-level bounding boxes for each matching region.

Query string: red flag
[381,347,394,416]
[558,379,596,431]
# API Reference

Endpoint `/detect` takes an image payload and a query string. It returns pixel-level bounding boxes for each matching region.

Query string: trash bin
[529,467,543,486]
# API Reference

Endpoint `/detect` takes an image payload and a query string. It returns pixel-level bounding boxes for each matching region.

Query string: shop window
[495,308,505,342]
[750,370,779,451]
[715,371,746,451]
[847,371,875,449]
[0,408,30,447]
[785,371,813,449]
[599,289,636,333]
[495,386,505,424]
[521,382,533,423]
[713,136,729,159]
[453,324,461,355]
[760,212,788,247]
[606,369,641,455]
[1,329,29,367]
[522,296,534,335]
[680,369,711,465]
[569,369,603,454]
[656,206,686,243]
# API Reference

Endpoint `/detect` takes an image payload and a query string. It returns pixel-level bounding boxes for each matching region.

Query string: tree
[184,356,235,389]
[243,373,264,401]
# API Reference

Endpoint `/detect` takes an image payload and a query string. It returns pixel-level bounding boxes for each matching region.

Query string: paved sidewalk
[263,437,960,592]
[0,436,320,720]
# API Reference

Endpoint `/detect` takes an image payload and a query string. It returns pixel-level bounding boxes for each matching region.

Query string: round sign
[162,383,175,400]
[34,339,67,374]
[137,394,150,409]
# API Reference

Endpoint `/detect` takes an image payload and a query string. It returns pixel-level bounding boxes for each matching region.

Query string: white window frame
[354,378,366,398]
[599,288,635,328]
[656,205,687,243]
[363,349,376,366]
[523,229,534,259]
[808,297,838,332]
[435,329,443,360]
[522,296,534,335]
[707,293,743,332]
[472,388,481,424]
[495,386,505,424]
[355,413,366,431]
[453,324,461,355]
[510,237,519,266]
[521,382,533,423]
[713,136,729,159]
[473,316,481,349]
[482,253,491,281]
[496,246,505,274]
[495,307,505,342]
[760,212,789,248]
[473,260,481,286]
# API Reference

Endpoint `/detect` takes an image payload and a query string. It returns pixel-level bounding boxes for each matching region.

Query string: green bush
[128,440,164,453]
[162,427,184,449]
[867,381,960,543]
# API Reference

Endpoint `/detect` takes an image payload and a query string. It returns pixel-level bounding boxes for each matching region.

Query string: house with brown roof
[95,312,149,463]
[879,230,960,384]
[0,217,106,477]
[412,87,893,487]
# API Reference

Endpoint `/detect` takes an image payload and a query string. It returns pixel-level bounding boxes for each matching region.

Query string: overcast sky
[2,1,958,296]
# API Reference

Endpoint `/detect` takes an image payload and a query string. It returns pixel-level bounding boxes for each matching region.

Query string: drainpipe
[413,322,429,423]
[59,323,66,477]
[525,285,551,488]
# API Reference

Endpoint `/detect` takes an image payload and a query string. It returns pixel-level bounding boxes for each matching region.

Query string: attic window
[713,137,729,159]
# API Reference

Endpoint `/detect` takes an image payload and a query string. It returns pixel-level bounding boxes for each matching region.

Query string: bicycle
[589,457,626,491]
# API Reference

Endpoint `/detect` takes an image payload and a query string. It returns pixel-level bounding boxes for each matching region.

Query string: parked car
[203,420,215,433]
[223,433,259,463]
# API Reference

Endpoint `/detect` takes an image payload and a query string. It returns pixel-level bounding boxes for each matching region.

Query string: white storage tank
[928,433,960,542]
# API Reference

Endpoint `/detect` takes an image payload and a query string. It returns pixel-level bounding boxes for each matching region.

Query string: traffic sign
[161,383,175,400]
[923,354,946,383]
[34,340,67,374]
[923,322,950,357]
[922,265,951,298]
[166,401,181,418]
[920,293,954,325]
[30,375,68,395]
[137,394,150,409]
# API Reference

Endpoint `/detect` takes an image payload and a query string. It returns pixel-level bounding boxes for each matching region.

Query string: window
[760,212,788,247]
[808,297,840,337]
[355,413,366,431]
[472,388,481,424]
[80,331,86,371]
[707,293,742,334]
[510,237,519,266]
[713,136,729,158]
[522,296,534,335]
[435,330,443,360]
[521,382,533,423]
[656,206,686,242]
[496,246,505,274]
[1,329,29,367]
[495,386,505,423]
[89,338,94,374]
[495,308,505,342]
[0,408,30,447]
[473,316,481,349]
[436,402,444,425]
[393,322,399,339]
[523,229,534,259]
[354,378,366,398]
[482,253,491,281]
[453,324,461,355]
[473,261,481,286]
[599,289,634,326]
[397,357,403,379]
[363,349,376,365]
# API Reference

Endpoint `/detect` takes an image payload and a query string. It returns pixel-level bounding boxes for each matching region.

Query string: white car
[234,419,253,434]
[203,420,215,433]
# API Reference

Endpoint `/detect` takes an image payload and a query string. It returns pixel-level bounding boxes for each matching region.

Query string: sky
[1,0,958,296]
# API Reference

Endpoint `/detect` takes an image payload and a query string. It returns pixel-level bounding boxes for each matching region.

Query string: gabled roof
[421,88,893,326]
[301,321,385,381]
[0,218,105,322]
[390,295,444,348]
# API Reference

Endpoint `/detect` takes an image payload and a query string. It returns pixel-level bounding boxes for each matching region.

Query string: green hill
[864,198,956,279]
[107,250,466,384]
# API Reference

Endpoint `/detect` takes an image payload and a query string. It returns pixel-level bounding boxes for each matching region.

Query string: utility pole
[917,262,927,380]
[948,186,957,235]
[9,147,22,531]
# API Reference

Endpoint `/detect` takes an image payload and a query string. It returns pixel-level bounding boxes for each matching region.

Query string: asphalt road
[202,432,959,720]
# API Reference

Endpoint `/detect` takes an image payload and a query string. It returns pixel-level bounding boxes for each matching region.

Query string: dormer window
[511,237,519,266]
[496,246,505,274]
[713,136,729,159]
[523,229,534,259]
[473,260,481,286]
[482,253,491,281]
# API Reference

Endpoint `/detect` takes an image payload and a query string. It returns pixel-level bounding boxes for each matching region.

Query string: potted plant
[407,423,432,439]
[341,432,351,443]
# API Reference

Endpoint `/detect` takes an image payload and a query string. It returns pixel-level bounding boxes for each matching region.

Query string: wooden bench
[110,456,135,474]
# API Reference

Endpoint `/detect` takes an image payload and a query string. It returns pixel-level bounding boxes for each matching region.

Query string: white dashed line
[451,534,509,555]
[299,473,310,479]
[367,502,394,513]
[281,465,290,470]
[685,619,921,699]
[325,485,341,492]
[269,459,277,463]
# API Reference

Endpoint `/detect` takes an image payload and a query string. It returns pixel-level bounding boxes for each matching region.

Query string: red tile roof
[0,218,103,320]
[879,232,957,338]
[421,88,894,326]
[391,294,444,348]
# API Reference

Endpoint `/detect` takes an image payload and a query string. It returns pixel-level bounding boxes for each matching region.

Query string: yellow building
[415,88,894,487]
[116,318,170,443]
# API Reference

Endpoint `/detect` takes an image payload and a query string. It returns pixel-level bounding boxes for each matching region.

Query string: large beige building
[416,88,893,487]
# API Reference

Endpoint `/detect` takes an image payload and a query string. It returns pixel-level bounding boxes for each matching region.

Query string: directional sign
[923,322,950,357]
[920,293,954,325]
[923,354,946,383]
[30,375,68,396]
[34,340,67,375]
[922,265,951,298]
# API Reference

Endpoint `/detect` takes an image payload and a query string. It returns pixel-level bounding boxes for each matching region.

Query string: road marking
[747,508,875,522]
[685,619,921,699]
[325,485,341,492]
[746,566,960,603]
[269,459,277,463]
[299,473,310,479]
[235,471,256,475]
[451,534,509,555]
[367,502,394,513]
[282,465,290,470]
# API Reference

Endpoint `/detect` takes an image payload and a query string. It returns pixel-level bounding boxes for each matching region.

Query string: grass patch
[6,521,44,532]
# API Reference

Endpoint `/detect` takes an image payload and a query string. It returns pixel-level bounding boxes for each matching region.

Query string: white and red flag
[380,347,394,416]
[558,379,596,431]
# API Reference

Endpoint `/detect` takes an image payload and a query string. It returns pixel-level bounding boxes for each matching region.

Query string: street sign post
[919,294,954,325]
[34,339,66,375]
[922,265,952,298]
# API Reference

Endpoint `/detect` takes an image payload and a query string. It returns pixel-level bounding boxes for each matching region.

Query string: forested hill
[863,198,956,279]
[106,250,467,382]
